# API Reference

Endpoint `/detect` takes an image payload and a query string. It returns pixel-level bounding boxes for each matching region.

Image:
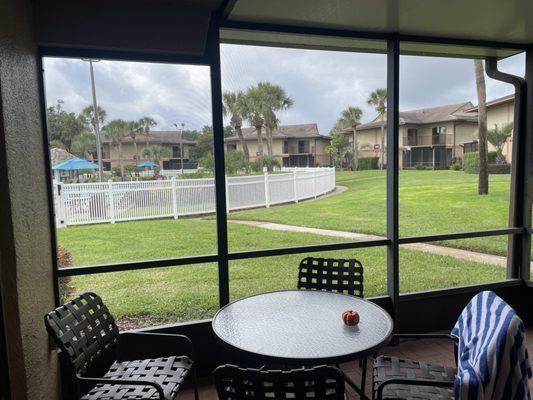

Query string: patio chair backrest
[297,257,363,297]
[451,291,532,400]
[44,292,119,375]
[213,364,345,400]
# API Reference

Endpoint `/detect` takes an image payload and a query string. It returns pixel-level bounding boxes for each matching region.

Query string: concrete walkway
[230,220,513,267]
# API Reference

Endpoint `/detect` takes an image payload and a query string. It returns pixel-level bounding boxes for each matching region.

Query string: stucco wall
[0,0,60,398]
[104,142,193,165]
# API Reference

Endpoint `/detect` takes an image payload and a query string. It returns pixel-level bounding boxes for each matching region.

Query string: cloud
[43,47,524,135]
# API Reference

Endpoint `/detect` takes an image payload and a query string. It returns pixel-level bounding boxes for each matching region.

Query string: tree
[80,105,107,133]
[338,107,363,170]
[474,60,489,195]
[129,117,156,159]
[225,150,247,174]
[46,100,87,152]
[487,122,513,164]
[142,144,170,169]
[242,86,268,171]
[256,82,294,163]
[71,131,96,159]
[138,117,157,147]
[367,88,387,169]
[326,132,351,168]
[193,130,214,162]
[102,119,129,178]
[223,91,250,162]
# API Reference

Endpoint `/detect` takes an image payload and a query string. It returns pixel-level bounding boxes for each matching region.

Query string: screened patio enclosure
[2,1,529,394]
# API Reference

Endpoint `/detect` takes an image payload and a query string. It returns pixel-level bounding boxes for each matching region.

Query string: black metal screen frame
[38,6,533,322]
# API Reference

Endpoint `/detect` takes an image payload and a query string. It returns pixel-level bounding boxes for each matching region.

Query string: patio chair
[297,256,364,297]
[44,292,198,400]
[372,291,531,400]
[297,256,368,391]
[213,364,345,400]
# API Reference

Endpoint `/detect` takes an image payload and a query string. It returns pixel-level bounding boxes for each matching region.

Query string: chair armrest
[375,377,455,400]
[118,331,195,362]
[76,373,165,400]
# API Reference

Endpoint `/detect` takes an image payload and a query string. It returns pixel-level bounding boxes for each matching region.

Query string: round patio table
[212,289,394,365]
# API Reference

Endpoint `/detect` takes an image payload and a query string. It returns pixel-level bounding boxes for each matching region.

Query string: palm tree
[242,86,268,171]
[256,82,294,160]
[80,105,107,133]
[474,60,488,195]
[128,118,155,160]
[142,144,170,169]
[487,122,513,164]
[102,119,129,178]
[367,88,387,169]
[223,91,250,162]
[71,131,96,159]
[338,107,363,170]
[137,117,157,147]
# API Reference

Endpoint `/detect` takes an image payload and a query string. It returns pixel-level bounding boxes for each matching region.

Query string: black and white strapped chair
[297,256,368,391]
[213,364,346,400]
[44,292,198,400]
[297,257,364,297]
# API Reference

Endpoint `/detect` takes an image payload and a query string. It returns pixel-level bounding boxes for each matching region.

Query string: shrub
[463,152,479,174]
[415,163,426,170]
[357,157,379,170]
[488,163,511,174]
[198,153,214,172]
[225,150,247,174]
[178,171,213,179]
[250,156,280,172]
[488,151,498,164]
[450,162,462,171]
[57,247,73,303]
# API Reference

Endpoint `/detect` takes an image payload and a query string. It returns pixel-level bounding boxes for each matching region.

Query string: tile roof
[225,123,329,141]
[354,101,478,131]
[465,93,514,112]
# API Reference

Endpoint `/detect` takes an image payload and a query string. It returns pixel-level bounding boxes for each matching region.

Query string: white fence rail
[53,167,335,227]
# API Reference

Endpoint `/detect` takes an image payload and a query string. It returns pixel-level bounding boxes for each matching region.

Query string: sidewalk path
[230,220,517,268]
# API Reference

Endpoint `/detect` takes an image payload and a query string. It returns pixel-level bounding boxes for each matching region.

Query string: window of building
[283,140,289,153]
[298,140,309,154]
[463,141,479,153]
[172,145,182,158]
[227,143,237,151]
[407,129,418,146]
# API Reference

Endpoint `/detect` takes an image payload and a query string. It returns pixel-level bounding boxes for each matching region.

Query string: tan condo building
[102,131,197,170]
[344,94,515,169]
[225,123,331,167]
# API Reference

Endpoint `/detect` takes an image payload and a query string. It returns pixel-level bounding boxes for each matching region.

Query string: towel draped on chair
[451,291,532,400]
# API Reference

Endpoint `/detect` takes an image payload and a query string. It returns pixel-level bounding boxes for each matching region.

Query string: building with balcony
[224,123,331,167]
[102,131,197,170]
[346,97,515,169]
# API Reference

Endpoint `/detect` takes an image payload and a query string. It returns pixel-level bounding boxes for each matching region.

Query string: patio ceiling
[223,0,532,59]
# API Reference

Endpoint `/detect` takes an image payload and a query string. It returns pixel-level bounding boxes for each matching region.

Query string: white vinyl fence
[53,167,335,228]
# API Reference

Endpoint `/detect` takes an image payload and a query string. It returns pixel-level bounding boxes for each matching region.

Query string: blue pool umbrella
[52,157,99,171]
[137,161,159,168]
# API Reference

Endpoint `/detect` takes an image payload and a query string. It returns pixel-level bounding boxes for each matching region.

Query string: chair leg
[360,356,368,395]
[192,364,199,400]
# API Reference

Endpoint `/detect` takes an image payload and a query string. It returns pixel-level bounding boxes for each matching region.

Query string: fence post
[293,171,298,203]
[225,175,230,214]
[108,179,115,224]
[54,180,67,228]
[313,169,318,198]
[171,177,178,219]
[264,172,270,208]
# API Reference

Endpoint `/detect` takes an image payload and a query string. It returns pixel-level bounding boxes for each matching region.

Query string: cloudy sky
[43,44,524,134]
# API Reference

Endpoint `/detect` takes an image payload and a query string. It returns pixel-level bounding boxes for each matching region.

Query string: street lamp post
[173,122,185,175]
[83,59,104,181]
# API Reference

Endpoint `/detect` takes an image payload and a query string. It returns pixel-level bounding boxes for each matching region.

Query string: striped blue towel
[451,291,531,400]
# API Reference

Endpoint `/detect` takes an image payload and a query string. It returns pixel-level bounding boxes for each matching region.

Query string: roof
[465,93,514,112]
[103,131,197,145]
[225,123,330,142]
[354,102,477,132]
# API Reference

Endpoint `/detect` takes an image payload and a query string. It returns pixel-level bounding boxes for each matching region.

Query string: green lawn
[58,218,505,328]
[229,170,512,255]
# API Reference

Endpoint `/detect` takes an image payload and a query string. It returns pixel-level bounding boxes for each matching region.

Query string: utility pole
[84,59,104,181]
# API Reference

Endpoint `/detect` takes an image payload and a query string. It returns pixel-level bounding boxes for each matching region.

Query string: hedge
[463,152,479,174]
[357,157,379,170]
